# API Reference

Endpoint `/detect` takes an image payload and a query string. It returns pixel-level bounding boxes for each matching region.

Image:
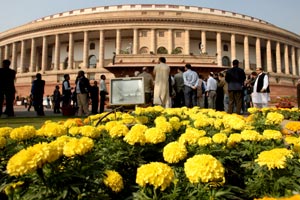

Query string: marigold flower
[163,141,187,163]
[63,137,94,157]
[64,118,84,128]
[169,116,182,131]
[10,125,36,141]
[38,122,67,137]
[223,115,246,131]
[255,148,293,170]
[265,112,284,125]
[212,133,227,144]
[184,154,225,184]
[179,127,206,145]
[103,170,124,192]
[241,130,262,141]
[198,136,213,147]
[0,127,13,137]
[262,129,282,140]
[109,123,129,138]
[68,126,81,136]
[81,125,101,138]
[0,136,6,149]
[285,121,300,132]
[144,127,166,144]
[227,133,242,147]
[124,124,147,145]
[121,113,136,124]
[136,162,174,191]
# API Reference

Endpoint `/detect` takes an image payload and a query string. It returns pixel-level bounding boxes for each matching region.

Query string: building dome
[0,4,299,98]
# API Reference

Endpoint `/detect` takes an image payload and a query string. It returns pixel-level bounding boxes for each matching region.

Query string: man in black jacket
[31,73,45,116]
[225,59,246,114]
[75,70,91,116]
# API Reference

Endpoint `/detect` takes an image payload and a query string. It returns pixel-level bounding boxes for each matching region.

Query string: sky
[0,0,299,35]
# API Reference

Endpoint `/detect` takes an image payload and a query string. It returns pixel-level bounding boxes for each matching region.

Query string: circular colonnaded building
[0,4,300,99]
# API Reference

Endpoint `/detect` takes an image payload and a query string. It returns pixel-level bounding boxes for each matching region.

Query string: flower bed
[1,106,300,199]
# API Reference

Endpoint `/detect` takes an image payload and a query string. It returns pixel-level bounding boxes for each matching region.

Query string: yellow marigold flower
[169,116,182,131]
[265,112,284,125]
[245,114,255,123]
[109,123,129,138]
[223,114,246,131]
[136,162,174,191]
[254,197,277,200]
[103,170,124,193]
[156,121,173,133]
[163,141,187,163]
[212,133,227,144]
[0,127,13,137]
[153,105,165,112]
[135,116,149,124]
[144,127,166,144]
[68,126,81,136]
[262,129,282,140]
[124,124,147,145]
[154,116,167,124]
[121,113,136,124]
[227,133,242,147]
[7,142,60,176]
[10,125,36,141]
[39,122,68,137]
[105,121,119,131]
[64,118,84,128]
[280,194,300,200]
[96,124,106,132]
[0,137,6,149]
[198,136,213,147]
[285,121,300,132]
[194,117,214,128]
[241,130,262,141]
[213,119,223,130]
[81,125,101,138]
[248,107,259,114]
[184,154,225,184]
[255,148,293,170]
[63,137,94,157]
[284,136,300,145]
[181,120,190,126]
[179,127,206,145]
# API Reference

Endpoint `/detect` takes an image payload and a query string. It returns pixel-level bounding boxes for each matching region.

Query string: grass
[0,116,75,129]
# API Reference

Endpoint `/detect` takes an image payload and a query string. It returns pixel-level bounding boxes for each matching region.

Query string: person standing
[99,75,108,113]
[183,64,199,108]
[173,67,185,107]
[53,85,61,114]
[75,70,90,116]
[31,73,45,116]
[0,59,16,117]
[90,80,99,114]
[153,57,170,108]
[206,72,218,109]
[219,72,229,112]
[225,59,246,114]
[62,74,72,107]
[251,67,270,108]
[138,67,154,106]
[297,79,300,108]
[216,72,225,111]
[196,74,206,108]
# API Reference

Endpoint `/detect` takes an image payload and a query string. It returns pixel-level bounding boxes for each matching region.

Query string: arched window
[64,57,68,69]
[172,47,183,54]
[139,47,149,54]
[89,55,97,68]
[90,43,95,50]
[222,56,230,67]
[157,46,168,54]
[223,44,229,52]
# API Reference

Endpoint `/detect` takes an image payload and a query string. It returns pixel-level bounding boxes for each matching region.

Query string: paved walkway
[6,106,68,118]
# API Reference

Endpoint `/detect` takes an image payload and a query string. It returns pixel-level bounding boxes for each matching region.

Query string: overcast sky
[1,0,299,34]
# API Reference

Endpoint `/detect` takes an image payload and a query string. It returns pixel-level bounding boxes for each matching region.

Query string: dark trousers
[33,95,44,116]
[99,91,107,113]
[184,86,197,108]
[91,98,99,114]
[0,91,15,116]
[174,90,185,108]
[228,90,243,114]
[62,93,71,107]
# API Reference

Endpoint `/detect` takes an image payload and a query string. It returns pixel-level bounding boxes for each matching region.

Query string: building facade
[0,4,299,98]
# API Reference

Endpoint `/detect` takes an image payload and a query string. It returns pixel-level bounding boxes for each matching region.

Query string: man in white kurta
[153,57,170,108]
[251,68,270,108]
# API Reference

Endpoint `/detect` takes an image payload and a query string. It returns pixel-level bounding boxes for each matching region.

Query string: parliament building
[0,4,299,99]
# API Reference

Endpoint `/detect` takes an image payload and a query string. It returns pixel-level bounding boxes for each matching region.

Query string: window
[158,31,165,37]
[140,31,147,37]
[66,46,69,52]
[223,44,228,52]
[89,55,97,68]
[222,56,230,67]
[172,47,183,54]
[139,47,149,54]
[157,46,168,54]
[64,57,68,69]
[175,31,182,38]
[90,43,95,50]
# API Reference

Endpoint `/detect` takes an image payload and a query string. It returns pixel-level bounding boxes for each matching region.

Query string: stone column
[30,38,36,72]
[11,43,17,71]
[20,40,26,73]
[216,32,222,66]
[284,44,289,75]
[82,31,89,69]
[0,47,3,68]
[68,32,74,69]
[275,41,281,73]
[255,38,261,69]
[41,36,48,72]
[98,30,104,68]
[298,48,300,75]
[291,46,296,76]
[266,40,272,72]
[133,29,138,55]
[184,30,190,55]
[4,44,9,60]
[201,31,207,54]
[150,29,156,53]
[116,29,121,55]
[168,29,173,54]
[54,34,60,71]
[244,35,250,71]
[231,33,236,61]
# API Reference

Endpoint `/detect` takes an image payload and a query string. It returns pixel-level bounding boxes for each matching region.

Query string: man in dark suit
[31,73,45,116]
[225,59,246,114]
[0,59,16,117]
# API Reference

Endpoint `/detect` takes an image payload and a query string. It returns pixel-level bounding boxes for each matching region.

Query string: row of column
[0,29,299,75]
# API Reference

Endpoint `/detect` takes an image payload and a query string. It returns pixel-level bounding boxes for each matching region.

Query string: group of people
[151,57,270,114]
